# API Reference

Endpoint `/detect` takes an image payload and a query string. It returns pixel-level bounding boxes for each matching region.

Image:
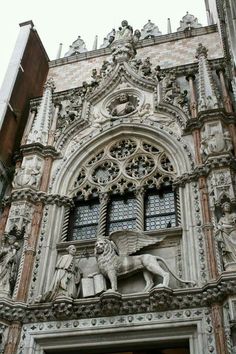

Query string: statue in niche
[0,236,20,298]
[216,202,236,269]
[114,20,133,41]
[110,93,136,117]
[94,230,195,293]
[36,245,81,302]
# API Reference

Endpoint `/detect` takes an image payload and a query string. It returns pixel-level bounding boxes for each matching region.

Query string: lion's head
[95,239,108,255]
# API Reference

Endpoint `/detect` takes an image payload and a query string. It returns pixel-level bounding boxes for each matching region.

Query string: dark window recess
[145,188,177,230]
[107,195,137,234]
[68,199,100,241]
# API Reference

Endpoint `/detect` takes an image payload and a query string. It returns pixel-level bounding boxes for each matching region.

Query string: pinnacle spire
[196,43,220,112]
[167,18,172,34]
[27,78,55,145]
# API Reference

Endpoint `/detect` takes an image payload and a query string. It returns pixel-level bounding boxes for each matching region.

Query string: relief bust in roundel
[107,92,139,118]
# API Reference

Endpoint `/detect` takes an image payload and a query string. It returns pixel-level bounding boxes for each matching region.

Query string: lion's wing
[110,230,165,256]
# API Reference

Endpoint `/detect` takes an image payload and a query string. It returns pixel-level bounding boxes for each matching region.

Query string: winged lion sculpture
[94,230,195,292]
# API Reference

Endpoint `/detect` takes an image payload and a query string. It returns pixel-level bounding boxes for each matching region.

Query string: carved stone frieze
[0,274,236,324]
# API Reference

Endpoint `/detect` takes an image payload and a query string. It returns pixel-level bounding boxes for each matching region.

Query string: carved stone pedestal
[100,291,122,316]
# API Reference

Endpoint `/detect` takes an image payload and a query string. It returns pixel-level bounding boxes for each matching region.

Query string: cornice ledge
[0,272,236,323]
[1,189,74,207]
[20,143,61,159]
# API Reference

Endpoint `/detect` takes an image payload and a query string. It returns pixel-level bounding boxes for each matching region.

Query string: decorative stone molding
[1,190,73,208]
[0,274,235,324]
[20,143,60,159]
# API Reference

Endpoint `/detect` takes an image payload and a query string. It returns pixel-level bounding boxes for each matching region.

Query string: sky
[0,0,207,87]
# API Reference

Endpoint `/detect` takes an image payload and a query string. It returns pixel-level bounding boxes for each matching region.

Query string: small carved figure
[162,71,181,103]
[141,57,152,77]
[216,202,236,268]
[95,230,195,293]
[138,103,153,118]
[114,20,133,41]
[90,68,101,88]
[0,237,20,297]
[100,60,112,77]
[130,58,143,73]
[110,93,135,117]
[37,245,81,302]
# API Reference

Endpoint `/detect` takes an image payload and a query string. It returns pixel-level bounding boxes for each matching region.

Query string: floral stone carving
[95,230,195,293]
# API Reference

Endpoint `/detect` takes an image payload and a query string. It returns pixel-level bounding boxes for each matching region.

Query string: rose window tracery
[71,137,176,199]
[125,154,155,179]
[92,161,119,184]
[110,139,137,159]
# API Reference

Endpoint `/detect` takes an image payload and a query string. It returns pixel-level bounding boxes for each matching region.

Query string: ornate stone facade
[0,4,236,354]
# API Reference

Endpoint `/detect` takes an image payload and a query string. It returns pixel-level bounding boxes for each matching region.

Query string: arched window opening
[66,137,179,241]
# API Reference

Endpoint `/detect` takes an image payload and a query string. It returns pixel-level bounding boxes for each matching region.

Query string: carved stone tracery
[70,137,176,199]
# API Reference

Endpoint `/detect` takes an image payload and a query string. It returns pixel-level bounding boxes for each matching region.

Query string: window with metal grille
[107,195,137,234]
[68,199,100,241]
[144,188,177,230]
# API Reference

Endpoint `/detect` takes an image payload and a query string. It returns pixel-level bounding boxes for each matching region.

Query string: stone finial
[177,12,202,32]
[195,43,208,59]
[64,36,87,57]
[140,20,162,39]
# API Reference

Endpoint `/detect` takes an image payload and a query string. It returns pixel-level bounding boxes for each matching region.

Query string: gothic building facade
[0,1,236,353]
